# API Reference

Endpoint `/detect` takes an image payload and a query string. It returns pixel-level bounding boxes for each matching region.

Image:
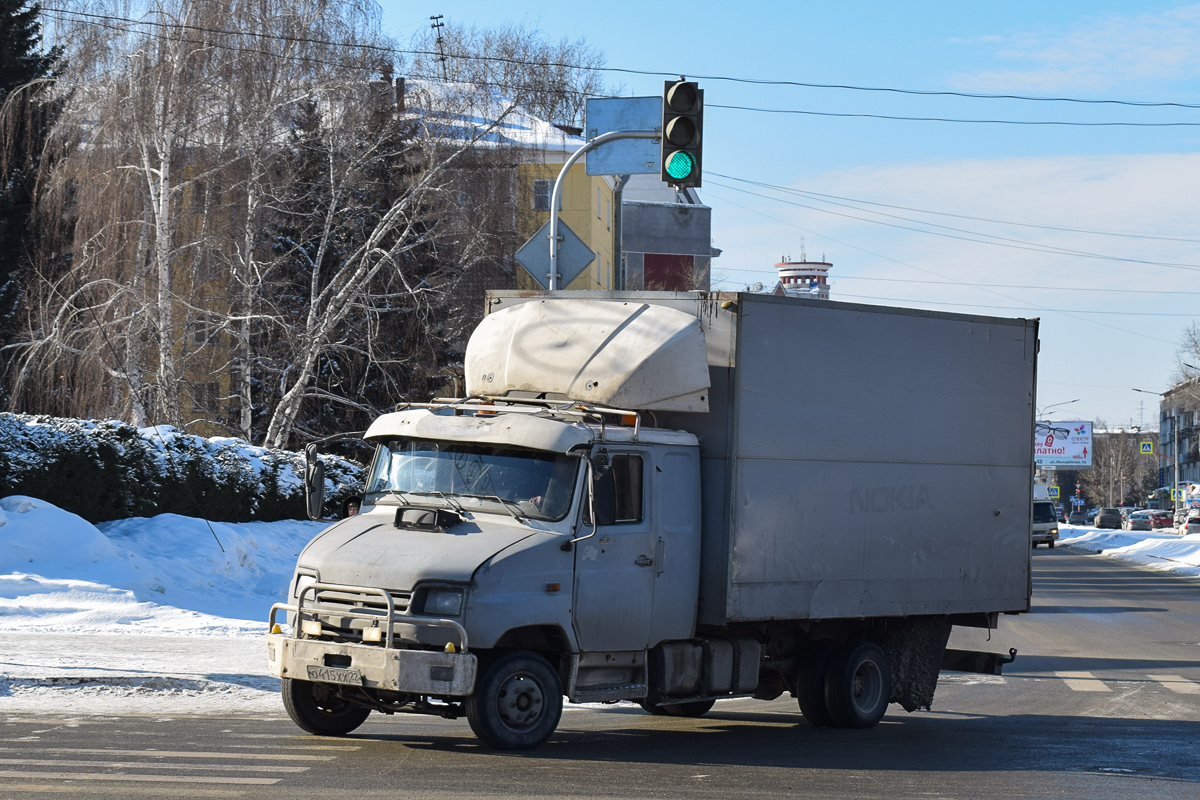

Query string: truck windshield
[365,438,579,521]
[1032,502,1057,524]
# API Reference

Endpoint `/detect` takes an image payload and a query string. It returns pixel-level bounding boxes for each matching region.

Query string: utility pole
[430,15,447,80]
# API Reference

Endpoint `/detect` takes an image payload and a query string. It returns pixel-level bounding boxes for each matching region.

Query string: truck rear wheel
[281,677,371,736]
[796,642,837,727]
[466,651,563,750]
[823,641,891,729]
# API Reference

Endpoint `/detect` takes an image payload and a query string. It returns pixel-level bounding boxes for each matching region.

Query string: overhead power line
[708,172,1200,244]
[705,178,1200,272]
[42,5,1200,121]
[708,105,1200,127]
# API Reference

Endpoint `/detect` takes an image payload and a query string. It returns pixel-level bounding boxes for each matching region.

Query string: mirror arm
[566,458,600,546]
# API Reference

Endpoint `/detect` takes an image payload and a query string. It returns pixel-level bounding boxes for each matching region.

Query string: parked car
[1149,510,1174,529]
[1086,508,1099,523]
[1174,509,1191,529]
[1124,511,1154,531]
[1094,508,1124,529]
[1185,516,1200,535]
[1068,511,1087,525]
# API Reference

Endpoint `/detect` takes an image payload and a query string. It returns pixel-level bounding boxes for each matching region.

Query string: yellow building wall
[517,160,615,290]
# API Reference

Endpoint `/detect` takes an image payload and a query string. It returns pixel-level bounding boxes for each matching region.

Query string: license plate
[306,665,363,685]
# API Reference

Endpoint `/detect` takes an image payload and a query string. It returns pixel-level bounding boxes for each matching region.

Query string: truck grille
[304,587,412,643]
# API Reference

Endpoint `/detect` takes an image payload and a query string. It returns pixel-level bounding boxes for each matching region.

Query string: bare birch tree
[7,2,597,447]
[406,21,610,128]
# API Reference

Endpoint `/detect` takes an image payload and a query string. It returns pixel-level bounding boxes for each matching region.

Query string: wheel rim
[850,660,884,714]
[312,683,348,714]
[496,673,544,731]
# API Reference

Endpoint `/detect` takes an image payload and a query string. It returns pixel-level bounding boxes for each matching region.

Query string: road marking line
[1147,674,1200,694]
[0,747,334,761]
[0,770,279,785]
[1056,671,1112,692]
[0,758,303,773]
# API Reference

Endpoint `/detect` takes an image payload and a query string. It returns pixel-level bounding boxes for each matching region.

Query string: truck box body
[486,291,1038,627]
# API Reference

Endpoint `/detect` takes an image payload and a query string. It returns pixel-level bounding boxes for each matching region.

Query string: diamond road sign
[515,220,595,290]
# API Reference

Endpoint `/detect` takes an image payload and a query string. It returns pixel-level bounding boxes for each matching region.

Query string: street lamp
[1133,387,1178,515]
[1037,399,1079,419]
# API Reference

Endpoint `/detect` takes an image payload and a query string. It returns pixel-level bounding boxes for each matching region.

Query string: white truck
[267,291,1037,749]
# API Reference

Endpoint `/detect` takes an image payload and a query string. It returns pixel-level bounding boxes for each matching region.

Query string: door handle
[634,555,654,567]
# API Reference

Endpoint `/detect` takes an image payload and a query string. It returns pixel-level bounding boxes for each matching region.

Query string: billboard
[1034,420,1093,468]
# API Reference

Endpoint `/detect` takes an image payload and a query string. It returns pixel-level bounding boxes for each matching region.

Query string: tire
[466,651,563,750]
[281,677,371,736]
[824,641,891,729]
[795,641,837,727]
[662,699,716,717]
[638,700,669,715]
[1032,542,1039,549]
[1048,541,1056,549]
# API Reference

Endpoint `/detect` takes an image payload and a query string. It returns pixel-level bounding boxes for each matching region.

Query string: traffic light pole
[548,129,659,290]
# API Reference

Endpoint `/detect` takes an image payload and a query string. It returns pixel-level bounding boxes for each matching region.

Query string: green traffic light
[665,151,695,180]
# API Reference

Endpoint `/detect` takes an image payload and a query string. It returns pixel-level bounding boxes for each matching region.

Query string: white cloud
[949,4,1200,92]
[708,152,1200,424]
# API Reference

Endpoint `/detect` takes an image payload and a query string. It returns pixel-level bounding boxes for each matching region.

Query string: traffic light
[661,79,703,188]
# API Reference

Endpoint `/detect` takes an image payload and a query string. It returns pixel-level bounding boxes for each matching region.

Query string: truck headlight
[294,572,317,600]
[423,588,464,616]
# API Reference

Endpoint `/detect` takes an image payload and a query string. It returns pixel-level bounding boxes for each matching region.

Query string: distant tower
[773,247,831,300]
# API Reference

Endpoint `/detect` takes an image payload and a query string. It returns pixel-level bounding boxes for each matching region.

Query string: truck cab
[268,300,710,749]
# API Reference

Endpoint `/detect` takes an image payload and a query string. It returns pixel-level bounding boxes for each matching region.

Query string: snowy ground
[2,494,1198,717]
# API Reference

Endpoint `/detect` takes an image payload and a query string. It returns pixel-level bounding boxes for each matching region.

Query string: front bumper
[266,582,477,697]
[266,633,477,696]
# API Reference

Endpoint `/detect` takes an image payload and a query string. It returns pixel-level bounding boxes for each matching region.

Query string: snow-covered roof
[402,79,584,154]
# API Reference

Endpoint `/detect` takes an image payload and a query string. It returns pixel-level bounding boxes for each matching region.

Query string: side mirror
[589,451,611,478]
[304,443,325,520]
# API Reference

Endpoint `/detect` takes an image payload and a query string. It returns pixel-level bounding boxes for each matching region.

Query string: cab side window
[587,454,644,525]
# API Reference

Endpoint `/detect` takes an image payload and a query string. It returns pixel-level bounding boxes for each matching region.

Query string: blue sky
[382,2,1200,430]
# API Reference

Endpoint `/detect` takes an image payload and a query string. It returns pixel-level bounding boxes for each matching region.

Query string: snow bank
[1059,529,1200,577]
[0,495,325,633]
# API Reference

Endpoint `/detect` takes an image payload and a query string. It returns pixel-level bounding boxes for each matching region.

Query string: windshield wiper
[457,494,525,519]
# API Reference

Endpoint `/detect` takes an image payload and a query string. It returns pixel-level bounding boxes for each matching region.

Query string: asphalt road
[2,547,1198,800]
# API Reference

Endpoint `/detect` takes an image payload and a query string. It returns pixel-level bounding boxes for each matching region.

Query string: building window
[190,317,216,346]
[597,187,602,218]
[606,199,611,231]
[533,179,552,211]
[193,381,219,410]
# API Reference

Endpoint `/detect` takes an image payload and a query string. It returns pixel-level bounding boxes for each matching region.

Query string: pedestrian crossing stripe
[1146,674,1200,694]
[1056,671,1111,692]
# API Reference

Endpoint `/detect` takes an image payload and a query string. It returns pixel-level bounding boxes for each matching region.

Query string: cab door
[571,449,657,652]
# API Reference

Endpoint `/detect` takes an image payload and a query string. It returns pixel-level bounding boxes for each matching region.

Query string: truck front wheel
[823,641,891,729]
[281,677,371,736]
[466,651,563,750]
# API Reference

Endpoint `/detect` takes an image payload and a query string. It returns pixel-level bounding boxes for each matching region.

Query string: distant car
[1174,509,1191,529]
[1124,511,1154,531]
[1068,511,1087,525]
[1094,508,1123,529]
[1186,516,1200,535]
[1086,508,1099,523]
[1149,510,1173,529]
